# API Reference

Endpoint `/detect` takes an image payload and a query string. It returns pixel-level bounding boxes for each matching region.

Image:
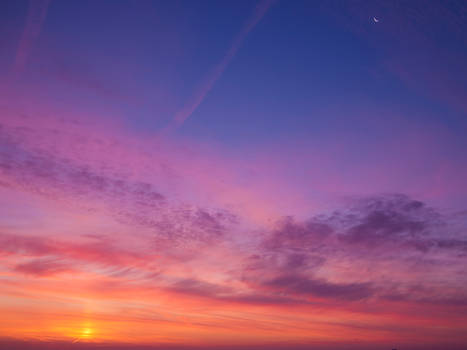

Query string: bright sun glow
[72,326,94,343]
[81,328,92,337]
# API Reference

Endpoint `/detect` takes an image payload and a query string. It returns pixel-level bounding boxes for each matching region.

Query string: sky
[1,0,467,349]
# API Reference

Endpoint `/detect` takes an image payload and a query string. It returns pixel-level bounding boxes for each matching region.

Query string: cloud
[263,274,374,301]
[0,125,166,207]
[0,120,237,247]
[1,109,466,341]
[0,232,54,256]
[169,0,275,129]
[264,216,333,251]
[1,193,466,344]
[435,238,467,252]
[13,258,72,276]
[0,232,154,273]
[168,278,232,297]
[166,277,305,306]
[338,194,441,248]
[266,194,459,255]
[240,194,467,305]
[13,0,51,74]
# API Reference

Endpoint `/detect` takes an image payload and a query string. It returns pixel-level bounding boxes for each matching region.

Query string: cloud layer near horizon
[1,105,466,347]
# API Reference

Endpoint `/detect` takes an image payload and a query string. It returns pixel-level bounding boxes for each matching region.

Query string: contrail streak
[171,0,275,129]
[13,0,51,74]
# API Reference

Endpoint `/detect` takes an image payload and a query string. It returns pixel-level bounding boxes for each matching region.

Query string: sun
[72,326,94,343]
[81,327,93,338]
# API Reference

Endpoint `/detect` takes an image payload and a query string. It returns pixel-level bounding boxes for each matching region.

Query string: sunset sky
[1,1,467,349]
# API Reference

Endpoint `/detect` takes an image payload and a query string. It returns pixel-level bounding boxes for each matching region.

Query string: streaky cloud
[13,0,51,74]
[169,0,275,129]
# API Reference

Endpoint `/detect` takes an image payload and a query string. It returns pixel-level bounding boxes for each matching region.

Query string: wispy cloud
[169,0,275,129]
[13,258,72,277]
[13,0,51,74]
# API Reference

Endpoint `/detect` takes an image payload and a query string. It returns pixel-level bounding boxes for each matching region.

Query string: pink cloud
[1,87,467,347]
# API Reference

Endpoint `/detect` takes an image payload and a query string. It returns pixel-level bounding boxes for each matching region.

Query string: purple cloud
[239,194,467,305]
[13,258,72,276]
[338,195,441,248]
[0,120,237,246]
[264,274,374,301]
